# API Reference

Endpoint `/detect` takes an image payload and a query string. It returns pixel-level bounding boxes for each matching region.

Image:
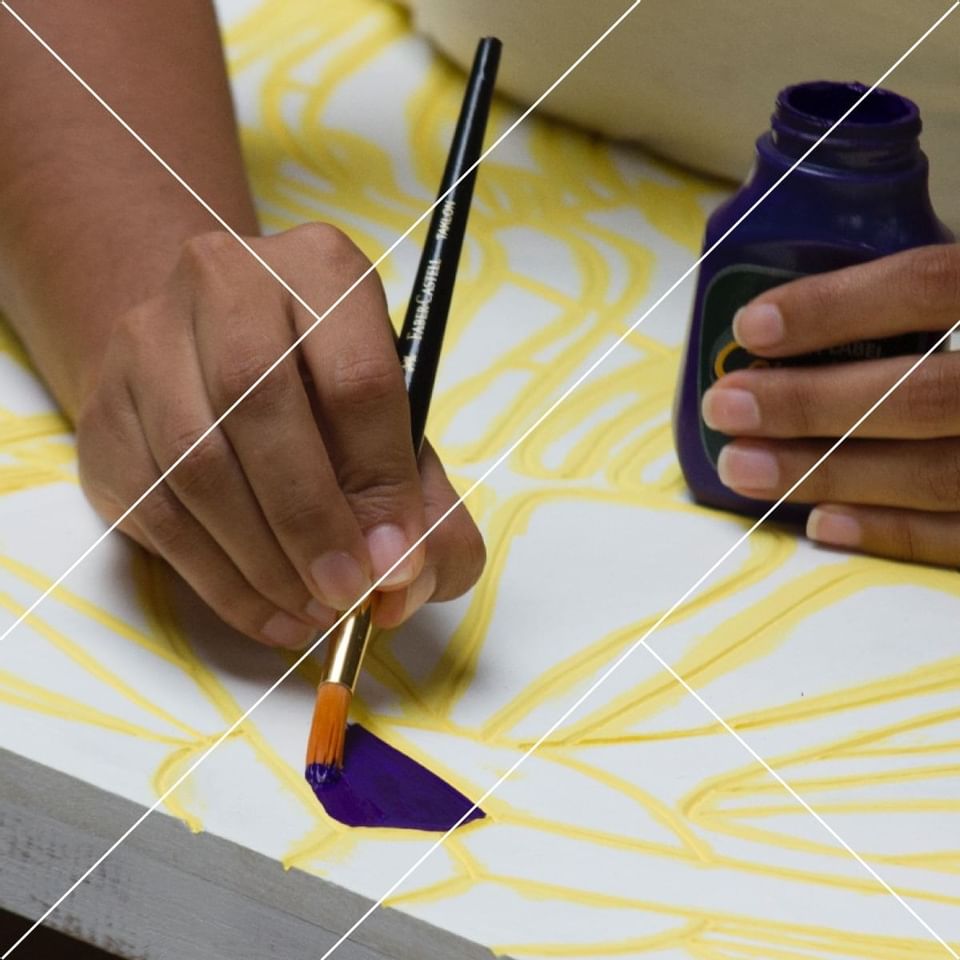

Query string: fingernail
[310,551,370,609]
[304,599,338,630]
[807,507,861,548]
[262,612,316,649]
[733,303,784,349]
[702,387,761,432]
[366,523,417,587]
[717,445,779,490]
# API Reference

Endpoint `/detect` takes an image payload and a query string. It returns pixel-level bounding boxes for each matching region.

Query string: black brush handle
[398,36,501,454]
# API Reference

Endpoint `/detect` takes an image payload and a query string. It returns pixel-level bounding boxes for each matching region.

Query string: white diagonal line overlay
[2,2,958,958]
[0,0,646,652]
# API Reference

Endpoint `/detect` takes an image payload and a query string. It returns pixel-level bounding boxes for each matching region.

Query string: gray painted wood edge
[0,748,506,960]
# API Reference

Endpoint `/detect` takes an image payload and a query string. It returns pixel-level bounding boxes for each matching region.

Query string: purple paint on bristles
[306,763,341,788]
[306,724,486,831]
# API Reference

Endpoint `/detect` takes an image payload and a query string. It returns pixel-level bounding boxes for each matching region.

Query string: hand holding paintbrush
[306,37,502,783]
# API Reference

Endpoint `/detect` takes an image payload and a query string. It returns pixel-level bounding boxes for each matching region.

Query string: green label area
[698,264,929,465]
[699,265,801,465]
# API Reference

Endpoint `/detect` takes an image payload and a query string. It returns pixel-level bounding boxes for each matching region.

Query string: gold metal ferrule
[319,599,374,692]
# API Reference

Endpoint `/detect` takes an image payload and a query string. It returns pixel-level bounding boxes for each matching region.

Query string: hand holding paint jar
[675,80,960,567]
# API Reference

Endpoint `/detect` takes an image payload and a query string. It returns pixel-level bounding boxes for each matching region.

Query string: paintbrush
[306,36,502,785]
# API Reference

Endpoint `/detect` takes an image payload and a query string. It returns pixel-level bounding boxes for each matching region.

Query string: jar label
[699,263,930,465]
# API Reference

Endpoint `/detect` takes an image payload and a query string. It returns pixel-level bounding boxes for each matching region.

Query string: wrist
[1,162,258,418]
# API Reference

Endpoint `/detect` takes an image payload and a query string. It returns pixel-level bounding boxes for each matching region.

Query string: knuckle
[113,302,153,349]
[340,472,422,527]
[163,428,225,499]
[137,487,189,553]
[793,277,835,326]
[889,512,922,563]
[330,351,405,411]
[232,360,296,420]
[293,222,367,269]
[212,349,271,409]
[164,422,216,465]
[803,447,835,500]
[111,301,173,374]
[910,247,960,314]
[178,233,273,310]
[918,444,960,508]
[339,459,418,508]
[772,273,836,340]
[180,230,241,272]
[779,375,816,436]
[206,308,288,410]
[268,485,334,539]
[903,362,960,428]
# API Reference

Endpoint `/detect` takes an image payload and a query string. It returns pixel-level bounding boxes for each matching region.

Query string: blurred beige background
[403,0,960,229]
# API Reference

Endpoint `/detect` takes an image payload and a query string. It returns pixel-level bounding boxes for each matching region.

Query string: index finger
[733,244,960,357]
[289,227,427,592]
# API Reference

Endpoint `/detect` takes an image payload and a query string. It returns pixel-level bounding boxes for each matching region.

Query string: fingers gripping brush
[306,37,501,787]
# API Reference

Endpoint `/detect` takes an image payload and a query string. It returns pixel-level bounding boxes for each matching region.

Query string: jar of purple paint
[673,80,954,519]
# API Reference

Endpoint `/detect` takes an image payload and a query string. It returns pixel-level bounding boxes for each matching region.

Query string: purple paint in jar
[674,81,954,520]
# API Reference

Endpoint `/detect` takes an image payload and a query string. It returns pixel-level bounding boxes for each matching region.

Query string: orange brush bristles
[306,681,352,770]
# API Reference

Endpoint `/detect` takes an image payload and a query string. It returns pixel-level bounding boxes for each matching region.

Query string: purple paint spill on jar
[305,724,485,831]
[674,81,954,521]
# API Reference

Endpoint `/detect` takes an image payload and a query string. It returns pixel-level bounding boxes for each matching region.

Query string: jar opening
[784,82,913,126]
[769,81,922,172]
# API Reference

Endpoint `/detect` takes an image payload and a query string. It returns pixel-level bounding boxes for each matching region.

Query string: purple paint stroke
[306,724,486,831]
